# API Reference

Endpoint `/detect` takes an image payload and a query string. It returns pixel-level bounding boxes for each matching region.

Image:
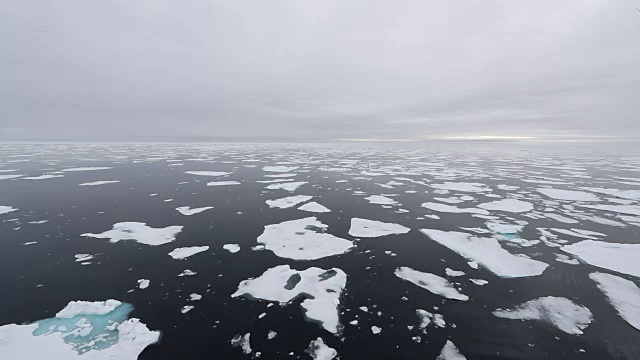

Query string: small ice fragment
[267,331,277,339]
[207,181,240,186]
[470,279,488,285]
[168,246,209,260]
[223,244,240,253]
[371,326,382,335]
[137,279,150,289]
[189,293,202,301]
[445,268,465,277]
[306,337,337,360]
[437,340,467,360]
[175,206,213,215]
[181,306,194,314]
[79,180,120,186]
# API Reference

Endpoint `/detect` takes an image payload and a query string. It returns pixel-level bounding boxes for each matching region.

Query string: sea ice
[537,188,600,202]
[79,181,120,186]
[0,299,160,359]
[420,229,548,278]
[561,240,640,277]
[257,217,353,260]
[223,244,240,253]
[262,166,299,172]
[176,206,214,215]
[0,206,18,215]
[579,187,640,201]
[578,204,640,216]
[478,199,533,213]
[421,202,489,215]
[207,181,241,186]
[82,222,183,246]
[589,272,640,330]
[307,337,337,360]
[0,174,23,180]
[23,174,64,180]
[61,167,112,172]
[348,218,410,238]
[266,181,307,191]
[232,265,347,333]
[364,195,398,205]
[298,202,331,213]
[371,326,382,334]
[137,279,150,289]
[178,269,196,276]
[266,195,313,209]
[493,296,593,335]
[395,267,469,301]
[436,340,467,360]
[184,171,231,176]
[231,333,252,354]
[168,246,209,260]
[430,182,491,193]
[445,268,465,277]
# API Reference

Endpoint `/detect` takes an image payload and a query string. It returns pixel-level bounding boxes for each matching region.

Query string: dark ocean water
[1,142,639,360]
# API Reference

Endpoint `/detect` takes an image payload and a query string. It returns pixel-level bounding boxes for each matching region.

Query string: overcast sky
[2,0,640,142]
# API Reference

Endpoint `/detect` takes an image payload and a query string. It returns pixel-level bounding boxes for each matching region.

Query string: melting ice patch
[561,240,640,278]
[589,272,640,330]
[420,229,548,278]
[257,217,353,260]
[478,199,533,213]
[493,296,593,335]
[348,218,410,238]
[168,246,209,260]
[436,340,467,360]
[0,206,18,215]
[266,195,313,209]
[82,222,183,246]
[0,299,159,359]
[537,188,600,202]
[79,181,120,186]
[176,206,213,215]
[395,267,468,301]
[298,202,331,213]
[232,265,347,333]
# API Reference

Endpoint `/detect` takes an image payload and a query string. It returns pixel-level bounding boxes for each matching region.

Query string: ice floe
[561,240,640,277]
[176,206,214,215]
[478,199,533,213]
[395,267,468,301]
[578,204,640,216]
[0,299,159,359]
[493,296,593,335]
[82,222,183,246]
[0,206,18,215]
[137,279,150,289]
[266,181,307,191]
[445,268,465,277]
[231,333,252,354]
[0,174,23,180]
[178,269,196,276]
[266,195,313,209]
[257,217,353,260]
[223,244,240,253]
[348,218,410,238]
[307,337,337,360]
[23,174,64,180]
[61,167,113,172]
[589,272,640,330]
[436,340,466,360]
[579,187,640,201]
[298,202,331,213]
[364,195,398,205]
[262,166,298,172]
[371,326,382,334]
[185,171,231,176]
[168,246,209,260]
[420,229,548,278]
[421,202,489,215]
[207,181,241,186]
[79,180,120,186]
[417,309,446,330]
[430,182,490,193]
[232,265,347,333]
[537,188,600,202]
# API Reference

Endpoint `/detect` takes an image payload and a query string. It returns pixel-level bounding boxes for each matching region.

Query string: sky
[2,0,640,142]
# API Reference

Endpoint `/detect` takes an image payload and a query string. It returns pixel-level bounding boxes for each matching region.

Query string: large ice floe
[537,188,600,202]
[436,340,467,360]
[477,199,533,213]
[0,299,159,359]
[561,240,640,277]
[395,267,468,301]
[589,272,640,330]
[348,218,410,238]
[493,296,593,335]
[232,265,347,333]
[81,222,183,246]
[168,246,209,260]
[175,206,214,215]
[265,195,313,209]
[420,229,548,278]
[256,217,353,260]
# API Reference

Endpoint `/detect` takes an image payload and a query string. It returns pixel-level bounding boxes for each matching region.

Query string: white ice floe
[82,222,183,246]
[364,195,398,205]
[231,333,252,354]
[478,199,533,213]
[207,181,241,186]
[371,326,382,335]
[417,309,446,330]
[589,272,640,330]
[137,279,150,289]
[257,217,353,260]
[266,181,307,191]
[178,269,196,276]
[223,244,240,253]
[0,299,159,359]
[189,293,202,301]
[0,174,24,180]
[298,202,331,213]
[60,167,112,172]
[348,218,410,238]
[436,340,467,360]
[395,267,469,301]
[185,171,231,176]
[175,206,214,215]
[262,166,299,173]
[74,254,93,262]
[23,174,64,180]
[578,204,640,216]
[79,180,120,186]
[561,240,640,277]
[555,254,579,265]
[267,331,277,339]
[0,206,18,215]
[307,337,337,360]
[420,229,548,278]
[579,187,640,201]
[421,202,489,215]
[445,268,465,277]
[181,306,194,314]
[232,265,347,333]
[168,246,209,260]
[486,222,523,236]
[430,182,491,193]
[537,188,600,202]
[266,195,313,209]
[470,279,488,285]
[493,296,593,335]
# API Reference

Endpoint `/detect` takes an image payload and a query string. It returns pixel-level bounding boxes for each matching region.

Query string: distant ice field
[1,142,639,360]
